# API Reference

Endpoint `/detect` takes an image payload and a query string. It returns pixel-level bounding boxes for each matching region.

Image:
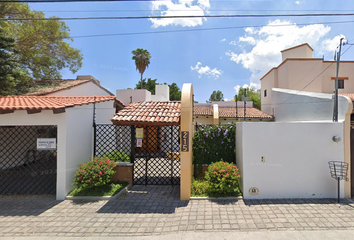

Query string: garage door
[0,126,57,195]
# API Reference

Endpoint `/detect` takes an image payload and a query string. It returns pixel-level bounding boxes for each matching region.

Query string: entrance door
[135,126,161,154]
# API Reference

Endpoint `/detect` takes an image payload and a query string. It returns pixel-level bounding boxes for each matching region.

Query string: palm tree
[131,48,151,89]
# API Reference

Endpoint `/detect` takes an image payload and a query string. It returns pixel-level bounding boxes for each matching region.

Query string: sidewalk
[0,185,354,238]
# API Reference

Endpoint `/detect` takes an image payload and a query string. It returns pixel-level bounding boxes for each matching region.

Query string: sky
[29,0,354,103]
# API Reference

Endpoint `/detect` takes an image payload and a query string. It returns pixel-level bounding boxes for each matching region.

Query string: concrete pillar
[180,83,194,201]
[343,96,353,198]
[213,104,219,125]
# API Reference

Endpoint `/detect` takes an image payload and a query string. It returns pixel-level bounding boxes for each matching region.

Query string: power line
[277,45,354,106]
[1,13,354,21]
[36,9,354,13]
[0,0,275,2]
[68,20,354,39]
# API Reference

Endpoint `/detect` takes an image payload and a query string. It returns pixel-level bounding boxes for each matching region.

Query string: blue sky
[29,0,354,102]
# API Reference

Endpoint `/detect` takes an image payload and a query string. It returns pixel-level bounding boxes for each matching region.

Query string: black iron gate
[95,124,181,185]
[0,125,57,195]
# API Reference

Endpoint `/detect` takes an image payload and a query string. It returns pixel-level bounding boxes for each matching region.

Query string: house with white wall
[26,75,114,97]
[261,43,354,116]
[0,96,124,200]
[237,43,354,199]
[116,85,170,105]
[237,89,352,199]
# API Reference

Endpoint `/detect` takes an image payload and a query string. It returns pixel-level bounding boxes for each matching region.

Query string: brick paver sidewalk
[0,185,354,237]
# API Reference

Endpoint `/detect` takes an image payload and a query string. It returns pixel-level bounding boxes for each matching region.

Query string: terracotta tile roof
[194,105,213,116]
[219,107,274,119]
[340,93,354,102]
[25,79,114,96]
[0,96,118,111]
[194,105,273,119]
[111,101,181,125]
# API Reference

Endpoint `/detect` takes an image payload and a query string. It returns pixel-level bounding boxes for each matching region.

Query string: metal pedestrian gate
[0,125,57,195]
[94,124,181,186]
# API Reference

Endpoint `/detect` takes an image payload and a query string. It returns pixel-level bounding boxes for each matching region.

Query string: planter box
[112,162,133,185]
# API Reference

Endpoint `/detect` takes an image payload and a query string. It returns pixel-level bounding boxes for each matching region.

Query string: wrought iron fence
[94,124,181,185]
[0,125,57,195]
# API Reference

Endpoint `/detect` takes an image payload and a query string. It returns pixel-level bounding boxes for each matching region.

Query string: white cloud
[221,38,227,42]
[191,62,223,79]
[229,40,237,45]
[320,34,346,54]
[239,36,256,45]
[234,83,260,94]
[224,98,229,101]
[150,0,210,28]
[227,20,335,84]
[295,1,301,5]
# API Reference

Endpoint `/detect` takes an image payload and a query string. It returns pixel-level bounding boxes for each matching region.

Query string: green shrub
[191,178,209,196]
[74,157,117,189]
[204,161,241,196]
[193,123,236,166]
[103,150,130,162]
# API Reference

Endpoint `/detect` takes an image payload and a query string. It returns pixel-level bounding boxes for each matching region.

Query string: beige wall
[286,60,324,92]
[281,44,313,61]
[195,116,213,125]
[261,58,354,115]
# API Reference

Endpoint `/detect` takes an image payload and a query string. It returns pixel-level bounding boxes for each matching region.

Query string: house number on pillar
[181,131,189,152]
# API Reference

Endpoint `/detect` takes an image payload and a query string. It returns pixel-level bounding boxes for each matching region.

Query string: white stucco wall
[47,81,111,96]
[116,89,150,105]
[269,88,350,122]
[95,100,116,124]
[154,85,169,101]
[0,100,116,200]
[64,105,95,199]
[236,121,345,199]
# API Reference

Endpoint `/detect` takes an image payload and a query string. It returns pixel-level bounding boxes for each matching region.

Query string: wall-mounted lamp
[332,136,341,143]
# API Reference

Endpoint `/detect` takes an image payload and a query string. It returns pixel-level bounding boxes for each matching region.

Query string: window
[264,89,267,97]
[331,77,347,89]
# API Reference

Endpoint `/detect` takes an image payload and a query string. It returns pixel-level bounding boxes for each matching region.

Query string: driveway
[1,186,354,237]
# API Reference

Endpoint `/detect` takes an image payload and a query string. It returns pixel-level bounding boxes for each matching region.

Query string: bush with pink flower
[204,161,241,196]
[74,157,117,189]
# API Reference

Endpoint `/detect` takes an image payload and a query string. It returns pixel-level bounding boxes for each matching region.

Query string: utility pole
[333,38,344,122]
[235,95,238,121]
[242,88,248,122]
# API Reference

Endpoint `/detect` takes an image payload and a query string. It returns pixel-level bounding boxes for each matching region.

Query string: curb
[65,184,131,201]
[190,196,243,200]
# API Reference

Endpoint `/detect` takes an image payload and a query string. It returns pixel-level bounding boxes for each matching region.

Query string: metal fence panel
[0,126,57,195]
[94,124,180,185]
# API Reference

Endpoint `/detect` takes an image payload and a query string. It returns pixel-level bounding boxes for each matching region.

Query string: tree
[131,48,151,89]
[207,90,224,103]
[0,28,31,95]
[0,3,83,80]
[134,78,157,94]
[168,82,181,101]
[234,86,261,110]
[133,79,182,101]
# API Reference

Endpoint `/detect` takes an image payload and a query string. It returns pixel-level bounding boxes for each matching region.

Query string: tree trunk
[140,73,143,89]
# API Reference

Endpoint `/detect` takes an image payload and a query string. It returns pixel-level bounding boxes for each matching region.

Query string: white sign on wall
[136,138,142,147]
[37,138,57,150]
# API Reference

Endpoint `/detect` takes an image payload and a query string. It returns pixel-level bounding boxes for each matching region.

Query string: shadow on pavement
[243,198,354,207]
[0,195,60,216]
[97,185,189,214]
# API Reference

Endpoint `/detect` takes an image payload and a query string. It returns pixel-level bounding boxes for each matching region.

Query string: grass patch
[68,181,128,197]
[191,179,242,198]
